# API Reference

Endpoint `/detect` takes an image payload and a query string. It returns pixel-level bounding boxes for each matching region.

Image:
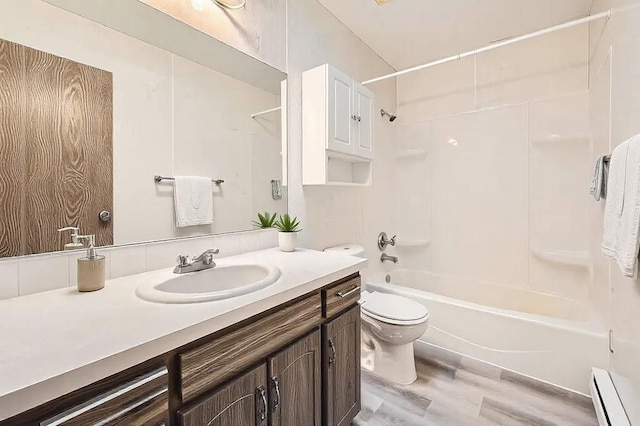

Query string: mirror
[0,0,287,258]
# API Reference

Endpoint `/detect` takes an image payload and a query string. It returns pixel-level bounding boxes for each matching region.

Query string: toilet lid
[361,292,429,324]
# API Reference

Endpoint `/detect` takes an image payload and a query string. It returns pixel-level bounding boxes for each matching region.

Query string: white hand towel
[602,134,640,278]
[590,156,604,201]
[173,176,214,227]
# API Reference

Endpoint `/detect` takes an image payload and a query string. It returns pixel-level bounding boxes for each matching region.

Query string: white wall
[394,26,593,302]
[0,0,396,298]
[589,0,640,422]
[286,0,398,279]
[0,0,285,246]
[140,0,287,72]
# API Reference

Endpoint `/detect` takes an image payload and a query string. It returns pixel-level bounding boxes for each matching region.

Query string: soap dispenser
[57,227,85,250]
[76,234,105,292]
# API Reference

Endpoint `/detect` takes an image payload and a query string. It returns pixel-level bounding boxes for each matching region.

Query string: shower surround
[379,23,611,393]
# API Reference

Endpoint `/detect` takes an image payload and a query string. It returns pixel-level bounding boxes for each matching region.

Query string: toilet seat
[361,291,429,326]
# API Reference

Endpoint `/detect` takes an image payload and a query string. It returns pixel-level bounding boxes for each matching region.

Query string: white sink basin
[136,263,281,304]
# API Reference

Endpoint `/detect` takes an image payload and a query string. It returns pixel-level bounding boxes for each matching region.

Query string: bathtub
[367,269,609,394]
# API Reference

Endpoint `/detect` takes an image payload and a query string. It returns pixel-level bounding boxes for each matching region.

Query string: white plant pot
[278,232,297,252]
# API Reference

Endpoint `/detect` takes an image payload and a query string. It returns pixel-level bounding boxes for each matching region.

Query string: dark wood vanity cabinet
[178,331,323,426]
[4,274,361,426]
[323,305,361,426]
[177,273,362,426]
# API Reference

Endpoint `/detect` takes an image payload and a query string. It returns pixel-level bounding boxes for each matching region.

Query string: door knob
[98,210,111,223]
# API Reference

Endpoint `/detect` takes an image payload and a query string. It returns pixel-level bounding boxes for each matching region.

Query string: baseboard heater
[591,368,632,426]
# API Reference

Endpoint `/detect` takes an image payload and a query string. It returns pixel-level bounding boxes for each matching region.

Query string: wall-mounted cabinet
[303,64,374,186]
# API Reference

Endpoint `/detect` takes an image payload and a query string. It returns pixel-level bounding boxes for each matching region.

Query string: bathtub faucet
[380,253,398,264]
[377,232,396,251]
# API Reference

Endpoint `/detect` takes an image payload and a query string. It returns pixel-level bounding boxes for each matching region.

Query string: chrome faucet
[380,253,398,264]
[377,232,396,251]
[174,249,220,274]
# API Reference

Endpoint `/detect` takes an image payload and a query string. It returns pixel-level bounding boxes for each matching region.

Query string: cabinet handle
[336,284,360,298]
[40,367,167,426]
[351,114,358,121]
[98,388,167,426]
[357,115,362,122]
[256,386,267,422]
[328,339,337,365]
[271,376,281,412]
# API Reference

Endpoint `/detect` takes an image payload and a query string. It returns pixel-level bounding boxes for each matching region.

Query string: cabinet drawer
[322,275,361,318]
[40,367,168,426]
[179,293,322,402]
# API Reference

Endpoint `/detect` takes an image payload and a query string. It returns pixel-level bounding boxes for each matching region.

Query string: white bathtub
[367,269,609,394]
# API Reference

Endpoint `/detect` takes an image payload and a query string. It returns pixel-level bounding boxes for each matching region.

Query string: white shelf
[395,239,430,248]
[325,181,370,187]
[531,249,590,268]
[396,149,427,159]
[531,134,590,145]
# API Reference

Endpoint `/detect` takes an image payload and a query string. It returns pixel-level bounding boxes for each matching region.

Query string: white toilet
[324,244,430,385]
[360,291,429,384]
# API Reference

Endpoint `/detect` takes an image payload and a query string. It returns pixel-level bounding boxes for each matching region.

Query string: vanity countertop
[0,248,367,421]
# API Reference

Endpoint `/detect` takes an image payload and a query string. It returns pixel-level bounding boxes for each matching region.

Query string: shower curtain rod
[251,106,282,119]
[361,9,612,86]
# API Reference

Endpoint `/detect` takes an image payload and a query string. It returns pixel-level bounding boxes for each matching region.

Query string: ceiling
[316,0,595,70]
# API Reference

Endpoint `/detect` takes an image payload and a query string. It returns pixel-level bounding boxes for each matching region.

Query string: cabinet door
[327,66,354,155]
[268,331,322,426]
[323,304,361,426]
[353,83,374,159]
[178,364,268,426]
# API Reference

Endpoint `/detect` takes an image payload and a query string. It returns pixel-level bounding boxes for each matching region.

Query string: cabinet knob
[98,210,111,223]
[351,114,358,121]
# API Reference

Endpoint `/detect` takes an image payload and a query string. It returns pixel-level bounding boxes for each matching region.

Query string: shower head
[380,109,397,122]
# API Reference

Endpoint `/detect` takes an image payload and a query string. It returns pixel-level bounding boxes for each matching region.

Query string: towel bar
[154,175,224,185]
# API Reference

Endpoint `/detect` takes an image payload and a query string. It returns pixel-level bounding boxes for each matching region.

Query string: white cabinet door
[353,83,374,159]
[327,67,354,155]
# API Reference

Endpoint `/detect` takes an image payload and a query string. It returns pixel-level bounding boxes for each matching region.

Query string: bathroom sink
[136,264,281,304]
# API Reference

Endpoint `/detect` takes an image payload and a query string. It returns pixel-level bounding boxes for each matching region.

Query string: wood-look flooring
[353,344,598,426]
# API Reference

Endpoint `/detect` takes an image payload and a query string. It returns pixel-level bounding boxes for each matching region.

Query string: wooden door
[268,330,321,426]
[0,38,113,258]
[323,305,361,426]
[0,39,26,258]
[178,364,268,426]
[353,83,374,159]
[327,66,354,155]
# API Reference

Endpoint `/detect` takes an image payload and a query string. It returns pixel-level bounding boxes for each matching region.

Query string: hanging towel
[602,134,640,278]
[173,176,214,227]
[590,156,605,201]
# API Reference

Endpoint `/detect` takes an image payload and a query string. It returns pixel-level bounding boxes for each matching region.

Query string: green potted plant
[274,214,302,252]
[252,212,277,229]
